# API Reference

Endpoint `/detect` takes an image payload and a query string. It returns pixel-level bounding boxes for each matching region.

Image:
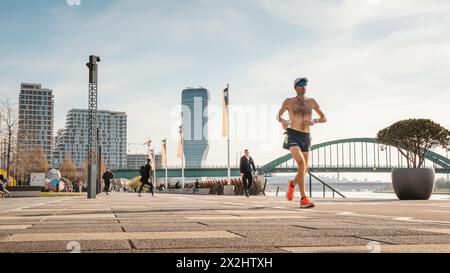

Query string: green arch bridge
[113,138,450,179]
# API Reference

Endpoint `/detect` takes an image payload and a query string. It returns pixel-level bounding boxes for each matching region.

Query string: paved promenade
[1,193,450,253]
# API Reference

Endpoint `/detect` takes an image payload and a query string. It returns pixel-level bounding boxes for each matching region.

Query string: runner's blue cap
[294,77,308,88]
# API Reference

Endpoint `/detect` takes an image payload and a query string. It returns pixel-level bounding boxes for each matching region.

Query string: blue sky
[1,0,450,171]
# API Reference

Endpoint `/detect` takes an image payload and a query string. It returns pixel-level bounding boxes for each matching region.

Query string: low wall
[6,186,43,198]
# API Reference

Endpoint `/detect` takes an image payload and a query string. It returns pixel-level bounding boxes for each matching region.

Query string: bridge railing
[129,165,262,170]
[308,172,346,198]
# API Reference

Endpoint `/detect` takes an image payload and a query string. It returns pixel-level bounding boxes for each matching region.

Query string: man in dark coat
[239,149,257,197]
[138,158,154,197]
[102,168,114,195]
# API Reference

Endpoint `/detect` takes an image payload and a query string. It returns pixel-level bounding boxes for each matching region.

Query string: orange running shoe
[286,180,295,201]
[300,197,315,209]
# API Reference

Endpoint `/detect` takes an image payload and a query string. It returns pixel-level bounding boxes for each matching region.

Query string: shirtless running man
[277,77,327,208]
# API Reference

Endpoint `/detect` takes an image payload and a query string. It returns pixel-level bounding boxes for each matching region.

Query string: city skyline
[1,0,450,172]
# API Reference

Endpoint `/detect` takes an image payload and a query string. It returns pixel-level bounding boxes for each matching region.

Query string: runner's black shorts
[283,128,312,152]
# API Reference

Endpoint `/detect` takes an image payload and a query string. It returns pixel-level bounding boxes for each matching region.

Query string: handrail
[308,172,346,198]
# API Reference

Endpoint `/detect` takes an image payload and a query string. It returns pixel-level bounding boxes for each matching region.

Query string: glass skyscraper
[181,88,209,168]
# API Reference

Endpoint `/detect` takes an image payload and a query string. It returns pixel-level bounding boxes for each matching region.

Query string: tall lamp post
[86,55,101,199]
[97,127,102,195]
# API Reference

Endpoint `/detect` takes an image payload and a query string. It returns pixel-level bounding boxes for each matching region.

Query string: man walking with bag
[138,158,154,197]
[240,149,257,197]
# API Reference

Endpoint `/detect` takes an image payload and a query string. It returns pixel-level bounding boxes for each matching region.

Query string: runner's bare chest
[289,97,313,117]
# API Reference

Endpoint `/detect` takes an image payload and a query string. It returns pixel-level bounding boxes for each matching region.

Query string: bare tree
[0,99,18,179]
[60,152,77,182]
[29,146,49,173]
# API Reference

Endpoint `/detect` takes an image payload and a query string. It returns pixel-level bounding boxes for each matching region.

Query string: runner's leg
[138,182,144,194]
[289,146,308,198]
[247,174,253,191]
[242,175,248,195]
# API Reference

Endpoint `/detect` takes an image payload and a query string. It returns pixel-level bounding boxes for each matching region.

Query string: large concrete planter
[391,168,435,200]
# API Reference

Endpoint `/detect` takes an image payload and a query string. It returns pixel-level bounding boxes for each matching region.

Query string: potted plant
[377,119,450,200]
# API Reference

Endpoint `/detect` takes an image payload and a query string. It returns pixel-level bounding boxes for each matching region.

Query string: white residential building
[53,109,127,169]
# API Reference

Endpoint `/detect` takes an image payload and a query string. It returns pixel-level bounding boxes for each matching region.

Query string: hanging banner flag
[177,125,183,159]
[146,139,152,159]
[149,149,156,170]
[222,85,229,138]
[161,139,167,168]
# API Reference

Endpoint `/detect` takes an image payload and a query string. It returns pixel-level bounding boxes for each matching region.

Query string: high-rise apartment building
[53,109,127,169]
[18,83,54,163]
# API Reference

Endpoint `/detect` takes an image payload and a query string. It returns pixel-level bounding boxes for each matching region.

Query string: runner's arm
[276,99,289,123]
[312,99,327,124]
[277,99,291,129]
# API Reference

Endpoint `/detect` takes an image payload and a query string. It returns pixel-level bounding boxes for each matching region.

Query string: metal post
[336,144,339,168]
[329,145,332,167]
[446,151,450,195]
[349,143,352,167]
[373,143,376,167]
[361,142,364,167]
[226,84,231,186]
[377,144,380,167]
[86,55,100,199]
[97,127,102,195]
[388,146,392,168]
[165,149,168,191]
[385,146,388,168]
[309,172,312,198]
[181,141,185,189]
[366,142,368,167]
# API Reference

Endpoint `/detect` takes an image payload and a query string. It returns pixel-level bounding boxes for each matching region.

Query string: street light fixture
[86,55,100,199]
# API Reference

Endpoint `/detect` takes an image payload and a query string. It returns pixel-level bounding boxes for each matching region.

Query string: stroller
[0,175,11,199]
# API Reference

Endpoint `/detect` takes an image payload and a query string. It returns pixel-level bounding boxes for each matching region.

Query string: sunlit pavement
[1,193,450,253]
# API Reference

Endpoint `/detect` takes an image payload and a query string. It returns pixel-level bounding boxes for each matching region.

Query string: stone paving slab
[0,227,124,235]
[132,236,373,250]
[129,247,291,253]
[122,224,218,232]
[0,214,116,221]
[0,225,32,230]
[28,223,121,229]
[0,240,131,253]
[0,231,240,243]
[358,235,450,245]
[197,220,364,229]
[282,244,450,253]
[227,228,444,238]
[185,215,310,220]
[2,194,450,253]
